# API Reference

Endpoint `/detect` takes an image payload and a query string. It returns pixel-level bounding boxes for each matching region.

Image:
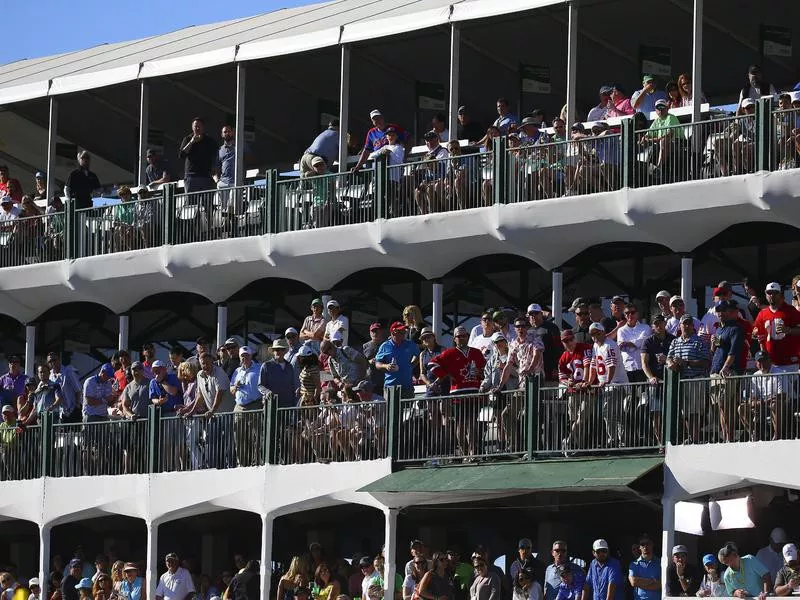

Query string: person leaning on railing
[414,131,450,215]
[666,315,709,444]
[367,127,406,214]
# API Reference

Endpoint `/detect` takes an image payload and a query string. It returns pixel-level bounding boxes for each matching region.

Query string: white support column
[118,314,130,351]
[216,304,228,352]
[551,271,563,329]
[565,0,579,131]
[234,63,247,187]
[146,521,158,600]
[25,324,35,376]
[45,97,58,200]
[680,257,693,306]
[691,0,704,123]
[138,81,149,186]
[338,45,351,173]
[260,513,274,600]
[383,508,399,600]
[447,24,461,142]
[661,497,676,593]
[432,282,444,339]
[39,524,51,600]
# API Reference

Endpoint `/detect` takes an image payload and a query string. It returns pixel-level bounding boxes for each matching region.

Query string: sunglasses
[575,312,589,317]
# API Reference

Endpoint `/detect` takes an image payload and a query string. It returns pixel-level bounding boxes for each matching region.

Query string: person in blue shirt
[148,360,181,414]
[555,564,585,600]
[259,339,297,408]
[631,76,669,116]
[584,539,624,600]
[300,121,340,177]
[710,300,747,444]
[375,322,419,398]
[718,542,771,598]
[628,536,660,600]
[230,346,263,466]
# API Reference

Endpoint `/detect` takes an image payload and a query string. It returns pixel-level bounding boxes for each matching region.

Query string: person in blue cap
[82,363,115,424]
[697,554,726,597]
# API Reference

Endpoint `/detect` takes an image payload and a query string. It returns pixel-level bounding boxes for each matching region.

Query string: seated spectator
[456,106,484,143]
[676,73,706,107]
[739,351,786,441]
[665,81,681,109]
[445,140,472,210]
[414,131,450,214]
[608,85,635,117]
[631,76,669,116]
[0,166,22,204]
[665,545,700,597]
[32,172,47,201]
[774,543,800,597]
[353,109,409,172]
[718,542,771,597]
[697,554,726,597]
[112,186,140,251]
[145,149,172,187]
[640,99,682,175]
[0,197,20,228]
[587,86,613,122]
[493,98,519,135]
[738,65,777,107]
[430,113,449,143]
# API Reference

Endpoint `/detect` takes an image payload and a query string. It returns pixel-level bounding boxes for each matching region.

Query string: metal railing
[275,169,376,231]
[678,372,800,444]
[74,197,163,257]
[508,134,622,201]
[633,114,757,188]
[0,424,41,480]
[272,399,387,465]
[50,418,149,477]
[772,107,800,171]
[388,152,489,215]
[172,185,266,244]
[0,212,64,268]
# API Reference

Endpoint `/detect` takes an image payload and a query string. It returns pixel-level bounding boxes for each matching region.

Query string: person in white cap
[753,282,800,374]
[324,300,349,347]
[28,579,40,600]
[774,543,800,596]
[757,527,789,582]
[352,109,409,172]
[665,544,700,596]
[666,297,701,337]
[584,539,624,600]
[528,303,561,381]
[654,291,672,319]
[480,332,513,395]
[284,328,302,364]
[229,346,262,467]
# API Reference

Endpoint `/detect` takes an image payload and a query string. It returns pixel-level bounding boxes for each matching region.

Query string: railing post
[264,396,276,464]
[492,135,508,204]
[374,154,387,220]
[264,169,278,234]
[755,96,773,172]
[526,376,539,460]
[163,183,176,246]
[621,117,636,188]
[386,385,399,462]
[65,199,76,260]
[147,405,161,473]
[40,411,53,477]
[664,368,680,447]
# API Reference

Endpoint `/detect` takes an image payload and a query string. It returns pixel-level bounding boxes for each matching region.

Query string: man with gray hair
[718,542,771,598]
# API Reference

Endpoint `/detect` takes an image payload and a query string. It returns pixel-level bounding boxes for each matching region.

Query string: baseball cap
[527,303,542,314]
[520,116,540,127]
[359,556,372,567]
[765,282,782,293]
[326,299,340,308]
[672,545,688,555]
[369,109,383,119]
[330,330,343,342]
[560,329,575,341]
[656,290,671,299]
[311,156,325,167]
[130,361,143,371]
[25,375,38,386]
[151,360,166,368]
[454,326,469,337]
[654,98,668,109]
[284,328,298,336]
[588,322,605,333]
[592,539,609,551]
[369,322,382,331]
[490,332,506,343]
[513,317,528,327]
[783,543,798,563]
[423,130,440,140]
[239,346,253,356]
[611,295,625,304]
[571,122,585,132]
[123,563,138,572]
[771,527,788,543]
[642,74,655,84]
[1,404,14,414]
[75,578,93,590]
[165,552,179,560]
[28,579,40,588]
[389,321,407,333]
[78,150,90,159]
[297,345,315,357]
[224,337,240,346]
[0,197,12,205]
[652,314,667,323]
[419,327,435,339]
[353,380,373,392]
[35,171,45,179]
[702,554,716,566]
[100,363,115,378]
[518,538,532,549]
[146,149,157,157]
[754,350,769,362]
[680,314,695,324]
[69,559,82,569]
[669,295,684,306]
[385,126,397,134]
[599,85,613,95]
[311,298,323,307]
[568,297,586,312]
[714,299,737,312]
[742,98,755,108]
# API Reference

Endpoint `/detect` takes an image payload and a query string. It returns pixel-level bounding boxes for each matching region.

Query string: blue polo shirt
[722,555,768,597]
[83,375,113,417]
[711,319,745,375]
[149,373,181,412]
[375,338,418,389]
[586,558,624,600]
[629,556,661,600]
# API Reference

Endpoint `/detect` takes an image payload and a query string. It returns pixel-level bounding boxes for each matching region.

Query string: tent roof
[0,0,563,104]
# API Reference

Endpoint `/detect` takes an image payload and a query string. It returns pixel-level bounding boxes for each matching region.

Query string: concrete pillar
[661,497,676,595]
[338,45,351,173]
[118,314,130,351]
[146,521,159,600]
[565,1,579,130]
[551,271,563,329]
[431,282,444,339]
[138,81,149,187]
[217,304,228,351]
[39,524,51,600]
[234,63,247,187]
[45,98,58,200]
[25,324,36,376]
[260,513,274,600]
[383,508,399,599]
[447,24,461,141]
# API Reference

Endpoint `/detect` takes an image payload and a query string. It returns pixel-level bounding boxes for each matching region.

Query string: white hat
[783,543,798,563]
[771,527,788,544]
[151,360,166,369]
[656,290,671,299]
[765,282,782,293]
[330,330,343,342]
[527,303,542,314]
[588,322,605,333]
[741,98,755,108]
[298,344,315,357]
[239,346,253,356]
[490,332,506,343]
[326,299,340,308]
[369,109,383,119]
[28,579,40,588]
[669,295,684,306]
[285,327,298,336]
[592,539,609,551]
[454,326,469,337]
[672,545,688,555]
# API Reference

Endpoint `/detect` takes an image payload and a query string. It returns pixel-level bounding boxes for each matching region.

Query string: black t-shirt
[62,575,79,600]
[643,332,675,379]
[531,319,561,376]
[178,134,219,177]
[573,325,592,345]
[145,158,173,184]
[457,121,485,143]
[230,570,260,600]
[665,563,701,597]
[65,168,101,209]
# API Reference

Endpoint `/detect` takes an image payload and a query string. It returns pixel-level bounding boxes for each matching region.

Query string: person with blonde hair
[277,557,311,600]
[402,305,424,345]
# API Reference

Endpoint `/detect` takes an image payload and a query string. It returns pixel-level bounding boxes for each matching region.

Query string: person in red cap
[375,322,418,397]
[558,329,594,452]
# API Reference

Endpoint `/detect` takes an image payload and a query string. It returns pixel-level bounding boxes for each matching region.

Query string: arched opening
[0,519,39,585]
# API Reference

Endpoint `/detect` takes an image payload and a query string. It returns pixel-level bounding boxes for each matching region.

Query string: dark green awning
[359,457,662,504]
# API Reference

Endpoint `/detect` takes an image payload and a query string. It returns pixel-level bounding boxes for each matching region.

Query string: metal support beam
[691,0,703,122]
[661,497,676,597]
[383,508,399,600]
[118,314,130,351]
[338,45,351,173]
[551,271,563,328]
[39,525,51,600]
[216,304,228,351]
[46,98,58,199]
[565,0,579,130]
[25,324,35,376]
[138,81,149,186]
[680,257,693,304]
[146,522,158,600]
[234,63,247,187]
[260,513,274,600]
[432,282,444,339]
[448,24,461,142]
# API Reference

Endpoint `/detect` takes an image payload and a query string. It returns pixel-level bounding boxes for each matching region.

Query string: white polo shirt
[155,567,195,600]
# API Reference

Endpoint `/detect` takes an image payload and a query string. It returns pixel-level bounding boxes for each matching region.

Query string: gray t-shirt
[123,378,151,418]
[470,573,500,600]
[197,366,235,412]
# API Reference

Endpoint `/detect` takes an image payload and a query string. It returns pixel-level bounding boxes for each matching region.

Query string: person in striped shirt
[666,315,709,443]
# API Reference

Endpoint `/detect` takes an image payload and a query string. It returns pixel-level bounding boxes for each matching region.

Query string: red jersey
[429,346,487,393]
[736,317,753,371]
[558,343,593,385]
[753,303,800,366]
[0,179,22,203]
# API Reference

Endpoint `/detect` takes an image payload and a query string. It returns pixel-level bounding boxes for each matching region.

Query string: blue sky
[1,0,309,65]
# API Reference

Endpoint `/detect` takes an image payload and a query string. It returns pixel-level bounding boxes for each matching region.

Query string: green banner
[416,82,446,111]
[761,25,792,57]
[639,45,671,78]
[519,64,552,95]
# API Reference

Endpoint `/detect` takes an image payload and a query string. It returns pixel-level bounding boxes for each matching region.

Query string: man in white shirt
[616,304,653,382]
[756,527,788,583]
[666,296,702,336]
[324,299,349,346]
[588,322,628,448]
[155,553,195,600]
[740,351,786,442]
[0,197,20,227]
[469,311,497,356]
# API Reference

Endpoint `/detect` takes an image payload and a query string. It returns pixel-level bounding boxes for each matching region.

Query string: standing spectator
[738,65,777,107]
[230,346,262,466]
[375,322,419,398]
[493,98,519,135]
[155,554,194,600]
[572,304,593,344]
[28,580,40,600]
[583,539,624,600]
[325,300,349,346]
[227,561,259,600]
[120,362,150,420]
[149,361,181,415]
[353,109,409,172]
[219,338,241,379]
[117,564,144,600]
[431,113,449,143]
[513,569,542,600]
[654,291,671,319]
[664,545,700,597]
[756,528,789,584]
[528,304,561,381]
[666,316,709,375]
[480,333,512,394]
[641,315,674,447]
[616,304,652,383]
[559,330,594,453]
[631,76,668,116]
[259,339,296,408]
[360,557,380,600]
[587,323,628,447]
[300,299,328,344]
[456,107,484,143]
[178,117,219,193]
[510,538,543,583]
[753,283,800,374]
[362,323,386,394]
[607,86,635,117]
[83,363,114,423]
[145,149,172,187]
[469,312,498,355]
[469,553,498,600]
[62,561,82,600]
[32,172,48,201]
[0,356,26,407]
[285,328,302,365]
[25,365,64,424]
[628,537,660,600]
[301,121,339,178]
[666,297,701,336]
[587,87,613,122]
[710,300,747,443]
[0,166,23,204]
[64,152,102,210]
[544,542,582,600]
[215,125,236,201]
[774,543,800,597]
[718,542,771,598]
